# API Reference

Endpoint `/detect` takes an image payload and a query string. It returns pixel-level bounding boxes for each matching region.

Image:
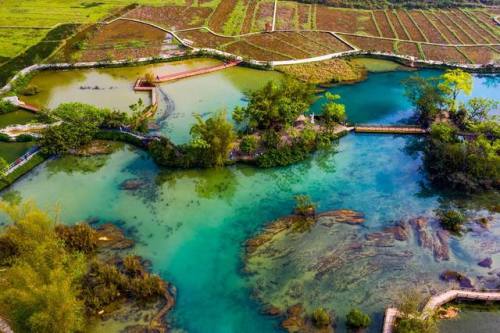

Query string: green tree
[464,97,498,123]
[346,308,371,328]
[312,307,331,328]
[239,135,258,154]
[40,122,97,155]
[294,194,316,216]
[436,209,465,233]
[321,92,346,128]
[438,69,472,113]
[403,75,444,126]
[190,111,236,167]
[0,202,87,333]
[233,77,314,131]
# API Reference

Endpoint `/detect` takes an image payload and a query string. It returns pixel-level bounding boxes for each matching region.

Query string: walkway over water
[354,125,427,134]
[153,60,241,83]
[383,289,500,333]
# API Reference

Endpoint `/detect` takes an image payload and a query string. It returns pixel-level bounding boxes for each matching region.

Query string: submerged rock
[317,209,365,225]
[120,178,147,191]
[384,222,410,241]
[440,270,474,288]
[478,257,493,268]
[96,223,135,249]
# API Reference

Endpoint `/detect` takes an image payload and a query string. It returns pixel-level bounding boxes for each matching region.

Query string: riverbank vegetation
[276,59,366,84]
[404,69,499,192]
[0,201,173,332]
[150,76,348,168]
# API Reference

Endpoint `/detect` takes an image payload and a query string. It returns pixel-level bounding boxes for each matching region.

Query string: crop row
[125,5,213,30]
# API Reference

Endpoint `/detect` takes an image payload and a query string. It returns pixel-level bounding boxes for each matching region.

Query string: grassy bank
[276,59,367,84]
[0,153,46,191]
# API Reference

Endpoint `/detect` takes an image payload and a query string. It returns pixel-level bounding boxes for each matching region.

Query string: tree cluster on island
[404,69,499,193]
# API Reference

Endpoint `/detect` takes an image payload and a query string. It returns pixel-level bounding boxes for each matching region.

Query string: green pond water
[4,60,499,332]
[439,307,500,332]
[0,110,38,129]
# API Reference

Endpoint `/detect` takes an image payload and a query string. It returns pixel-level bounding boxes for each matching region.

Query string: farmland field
[373,10,395,39]
[275,1,299,31]
[0,0,499,78]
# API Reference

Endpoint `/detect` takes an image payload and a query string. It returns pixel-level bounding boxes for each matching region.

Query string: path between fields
[114,17,500,48]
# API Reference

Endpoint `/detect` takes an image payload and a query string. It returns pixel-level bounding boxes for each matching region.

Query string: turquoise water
[312,71,500,124]
[3,67,499,332]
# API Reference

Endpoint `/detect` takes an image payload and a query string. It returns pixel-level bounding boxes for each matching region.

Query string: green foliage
[437,209,466,233]
[346,308,371,328]
[429,123,457,143]
[424,131,499,191]
[0,157,8,178]
[40,122,97,155]
[438,69,473,113]
[234,77,314,131]
[0,133,11,142]
[189,111,236,167]
[294,194,316,216]
[322,92,347,127]
[312,307,331,328]
[148,136,194,168]
[394,317,437,333]
[82,257,166,313]
[257,141,310,168]
[403,75,444,126]
[0,100,17,114]
[464,97,498,123]
[239,135,258,154]
[15,134,36,142]
[55,223,98,254]
[40,103,119,155]
[0,201,87,333]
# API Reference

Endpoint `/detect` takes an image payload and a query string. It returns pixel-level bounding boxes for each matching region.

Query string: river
[6,58,500,332]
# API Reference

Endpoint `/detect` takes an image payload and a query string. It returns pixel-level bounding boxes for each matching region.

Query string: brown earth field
[49,3,500,66]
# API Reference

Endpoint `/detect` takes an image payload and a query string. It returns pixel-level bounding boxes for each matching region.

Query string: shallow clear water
[5,64,500,332]
[311,71,500,124]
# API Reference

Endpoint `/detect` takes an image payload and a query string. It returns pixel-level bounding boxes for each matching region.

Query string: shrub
[312,307,331,328]
[395,317,436,333]
[437,209,465,233]
[294,195,316,217]
[0,133,12,142]
[55,223,98,254]
[0,100,16,114]
[240,135,258,154]
[15,134,36,142]
[346,308,371,328]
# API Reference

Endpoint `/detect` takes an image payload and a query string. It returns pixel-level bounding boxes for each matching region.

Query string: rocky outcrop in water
[478,257,493,268]
[440,270,474,288]
[96,223,135,249]
[409,217,449,261]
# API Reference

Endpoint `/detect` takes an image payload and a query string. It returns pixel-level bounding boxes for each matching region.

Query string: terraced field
[1,0,499,78]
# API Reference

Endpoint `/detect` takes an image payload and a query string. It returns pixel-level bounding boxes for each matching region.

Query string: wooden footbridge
[383,289,500,333]
[153,60,241,83]
[354,124,427,134]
